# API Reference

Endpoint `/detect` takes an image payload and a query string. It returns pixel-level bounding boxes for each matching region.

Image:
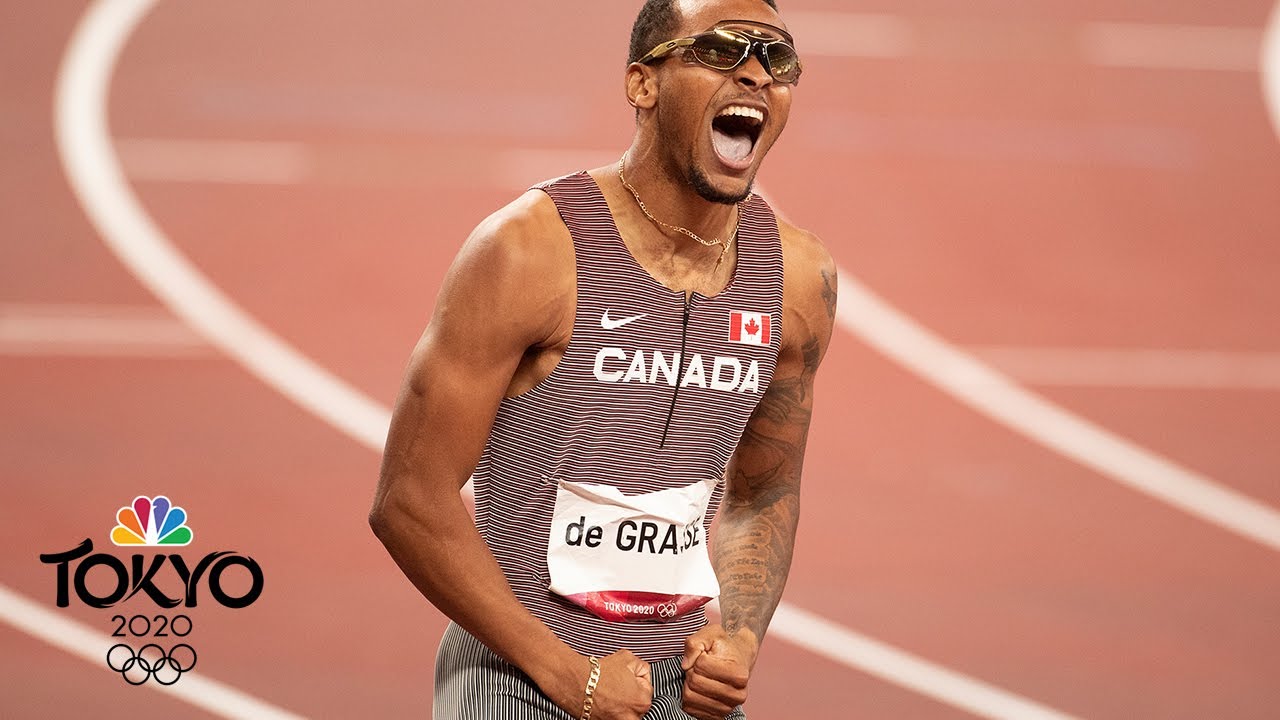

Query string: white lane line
[836,272,1280,552]
[788,10,1262,73]
[115,143,614,190]
[117,138,310,184]
[1081,22,1264,72]
[784,11,916,58]
[50,2,1083,718]
[966,346,1280,390]
[0,303,208,356]
[767,603,1073,720]
[0,586,304,720]
[1265,1,1280,138]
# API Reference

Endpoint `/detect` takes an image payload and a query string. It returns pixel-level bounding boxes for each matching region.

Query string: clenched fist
[680,624,758,720]
[574,649,654,720]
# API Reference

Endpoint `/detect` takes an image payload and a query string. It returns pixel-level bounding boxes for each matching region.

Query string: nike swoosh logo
[601,310,647,330]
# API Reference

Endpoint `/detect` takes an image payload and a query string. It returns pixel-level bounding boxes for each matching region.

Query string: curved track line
[52,0,391,452]
[836,272,1280,552]
[0,3,311,718]
[1265,0,1280,139]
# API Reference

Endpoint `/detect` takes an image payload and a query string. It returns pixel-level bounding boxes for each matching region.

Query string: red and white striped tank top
[472,171,784,661]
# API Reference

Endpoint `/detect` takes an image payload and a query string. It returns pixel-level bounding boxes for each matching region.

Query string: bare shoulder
[777,218,837,356]
[457,189,572,280]
[434,189,574,351]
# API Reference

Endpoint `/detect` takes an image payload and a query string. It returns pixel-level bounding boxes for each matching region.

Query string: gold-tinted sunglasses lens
[688,33,751,69]
[765,43,801,82]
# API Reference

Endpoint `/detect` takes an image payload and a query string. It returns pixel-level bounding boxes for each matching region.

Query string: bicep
[726,237,836,505]
[381,325,525,492]
[379,209,568,496]
[725,333,821,507]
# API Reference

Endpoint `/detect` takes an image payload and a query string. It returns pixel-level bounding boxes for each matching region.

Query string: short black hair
[628,0,780,64]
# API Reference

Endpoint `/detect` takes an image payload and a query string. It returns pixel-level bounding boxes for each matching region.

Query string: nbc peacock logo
[111,495,193,547]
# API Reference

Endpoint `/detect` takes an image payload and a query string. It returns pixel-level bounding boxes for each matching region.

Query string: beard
[688,163,754,205]
[656,105,755,205]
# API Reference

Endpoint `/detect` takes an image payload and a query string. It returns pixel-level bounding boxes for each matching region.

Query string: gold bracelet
[581,656,601,720]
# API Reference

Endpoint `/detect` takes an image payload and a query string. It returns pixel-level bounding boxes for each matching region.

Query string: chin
[689,164,755,205]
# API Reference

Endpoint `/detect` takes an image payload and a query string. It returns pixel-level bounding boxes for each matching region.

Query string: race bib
[546,476,721,622]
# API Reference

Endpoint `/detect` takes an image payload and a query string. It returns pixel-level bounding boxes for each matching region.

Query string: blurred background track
[3,1,1279,717]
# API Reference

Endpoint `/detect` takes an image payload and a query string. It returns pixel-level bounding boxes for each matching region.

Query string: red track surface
[4,1,1279,718]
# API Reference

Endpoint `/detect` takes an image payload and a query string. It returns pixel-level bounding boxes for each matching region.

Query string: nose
[733,50,773,90]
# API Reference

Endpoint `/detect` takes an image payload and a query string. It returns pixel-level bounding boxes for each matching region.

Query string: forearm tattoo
[716,333,823,642]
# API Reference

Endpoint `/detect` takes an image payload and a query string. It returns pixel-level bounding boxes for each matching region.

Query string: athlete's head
[628,0,779,64]
[626,0,796,205]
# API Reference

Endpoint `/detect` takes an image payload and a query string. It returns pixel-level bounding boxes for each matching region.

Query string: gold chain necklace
[618,154,739,266]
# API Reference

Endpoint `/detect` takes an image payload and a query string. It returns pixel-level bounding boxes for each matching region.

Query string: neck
[617,142,740,249]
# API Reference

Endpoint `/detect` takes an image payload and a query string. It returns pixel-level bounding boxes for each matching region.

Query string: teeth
[716,105,764,123]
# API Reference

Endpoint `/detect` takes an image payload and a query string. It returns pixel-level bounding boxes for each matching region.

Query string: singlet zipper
[659,294,693,448]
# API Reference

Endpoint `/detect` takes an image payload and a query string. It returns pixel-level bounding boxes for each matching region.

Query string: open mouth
[711,105,765,168]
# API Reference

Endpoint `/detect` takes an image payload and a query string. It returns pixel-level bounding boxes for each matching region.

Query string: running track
[3,1,1279,718]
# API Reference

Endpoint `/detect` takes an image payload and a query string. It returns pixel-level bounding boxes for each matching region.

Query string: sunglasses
[638,26,802,85]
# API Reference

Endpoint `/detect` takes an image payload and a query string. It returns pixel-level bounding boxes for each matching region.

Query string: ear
[624,63,659,110]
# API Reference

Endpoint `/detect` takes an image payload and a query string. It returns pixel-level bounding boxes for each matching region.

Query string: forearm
[713,326,823,656]
[369,486,584,703]
[711,489,800,661]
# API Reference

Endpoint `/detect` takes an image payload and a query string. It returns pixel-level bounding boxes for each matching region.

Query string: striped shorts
[433,622,747,720]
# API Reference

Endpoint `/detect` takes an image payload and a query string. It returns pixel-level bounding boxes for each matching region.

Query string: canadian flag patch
[728,310,772,346]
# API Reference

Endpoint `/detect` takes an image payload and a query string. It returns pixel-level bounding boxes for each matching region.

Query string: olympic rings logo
[657,602,679,619]
[106,643,197,685]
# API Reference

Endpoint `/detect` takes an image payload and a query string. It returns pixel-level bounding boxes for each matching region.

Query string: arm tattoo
[716,334,823,642]
[820,268,837,321]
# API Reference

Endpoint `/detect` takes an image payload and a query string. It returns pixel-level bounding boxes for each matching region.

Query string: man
[369,0,835,717]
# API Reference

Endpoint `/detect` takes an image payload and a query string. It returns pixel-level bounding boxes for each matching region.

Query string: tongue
[713,127,753,163]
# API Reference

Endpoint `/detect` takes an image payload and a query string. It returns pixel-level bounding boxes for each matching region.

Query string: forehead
[673,0,786,37]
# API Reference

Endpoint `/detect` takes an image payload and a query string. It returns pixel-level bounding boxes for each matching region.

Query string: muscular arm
[718,229,835,653]
[716,337,823,645]
[682,227,836,719]
[369,192,651,716]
